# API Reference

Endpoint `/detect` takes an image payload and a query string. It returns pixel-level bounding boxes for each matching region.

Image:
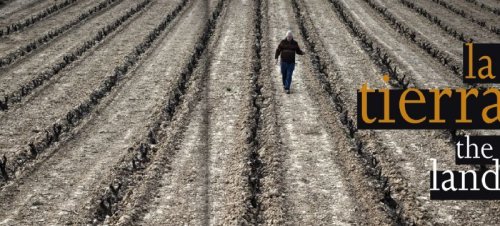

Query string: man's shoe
[286,89,290,94]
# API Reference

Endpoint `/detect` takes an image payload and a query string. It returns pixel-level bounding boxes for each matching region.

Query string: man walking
[275,30,305,94]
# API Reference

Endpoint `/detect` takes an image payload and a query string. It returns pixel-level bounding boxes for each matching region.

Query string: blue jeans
[280,62,295,90]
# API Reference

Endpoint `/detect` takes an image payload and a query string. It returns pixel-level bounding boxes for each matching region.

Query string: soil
[0,0,499,225]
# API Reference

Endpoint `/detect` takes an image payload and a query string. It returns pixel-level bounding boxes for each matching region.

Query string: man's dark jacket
[275,38,304,63]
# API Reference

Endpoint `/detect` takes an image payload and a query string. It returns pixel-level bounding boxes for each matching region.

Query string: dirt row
[0,0,188,180]
[0,0,63,28]
[85,0,226,224]
[361,0,499,82]
[340,0,461,88]
[0,0,132,109]
[0,0,102,52]
[469,0,500,14]
[95,0,257,224]
[374,0,462,63]
[0,0,81,36]
[404,0,499,42]
[131,0,252,223]
[295,0,500,224]
[427,0,500,35]
[0,0,199,224]
[0,0,165,183]
[258,0,366,224]
[0,0,124,68]
[368,0,464,77]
